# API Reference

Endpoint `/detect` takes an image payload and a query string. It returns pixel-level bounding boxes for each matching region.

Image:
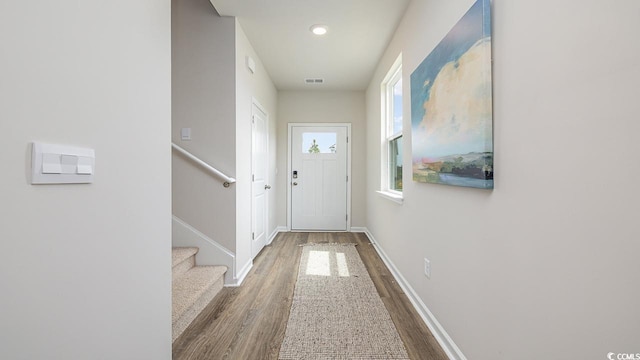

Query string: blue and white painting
[411,0,493,189]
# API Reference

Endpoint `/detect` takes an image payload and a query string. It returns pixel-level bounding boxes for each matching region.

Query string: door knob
[293,182,298,186]
[264,185,271,190]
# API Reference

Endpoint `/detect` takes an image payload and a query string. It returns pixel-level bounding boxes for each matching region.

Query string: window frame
[378,54,404,203]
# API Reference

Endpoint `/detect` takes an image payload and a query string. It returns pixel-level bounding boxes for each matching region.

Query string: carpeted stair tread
[172,247,198,280]
[172,247,199,268]
[172,265,226,319]
[172,265,227,342]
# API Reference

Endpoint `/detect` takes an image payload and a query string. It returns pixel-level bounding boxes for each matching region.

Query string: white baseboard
[267,226,287,245]
[350,226,367,233]
[227,259,253,287]
[229,227,286,287]
[363,228,467,360]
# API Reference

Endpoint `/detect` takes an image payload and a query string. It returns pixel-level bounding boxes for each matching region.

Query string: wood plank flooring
[172,232,448,360]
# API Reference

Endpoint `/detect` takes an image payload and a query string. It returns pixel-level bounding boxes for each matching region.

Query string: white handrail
[171,143,236,187]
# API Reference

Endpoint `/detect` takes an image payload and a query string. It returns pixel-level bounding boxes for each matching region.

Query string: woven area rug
[278,243,409,360]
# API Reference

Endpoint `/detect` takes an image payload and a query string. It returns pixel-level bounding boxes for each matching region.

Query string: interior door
[291,125,348,231]
[251,106,268,258]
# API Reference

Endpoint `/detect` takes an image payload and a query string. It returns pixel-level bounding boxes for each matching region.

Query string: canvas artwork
[411,0,493,189]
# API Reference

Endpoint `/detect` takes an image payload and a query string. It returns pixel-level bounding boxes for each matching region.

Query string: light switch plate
[181,128,191,141]
[31,142,95,184]
[424,258,431,279]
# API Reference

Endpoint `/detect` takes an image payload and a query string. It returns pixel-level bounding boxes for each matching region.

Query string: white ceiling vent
[304,78,324,85]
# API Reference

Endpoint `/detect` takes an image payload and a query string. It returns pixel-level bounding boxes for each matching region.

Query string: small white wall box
[31,142,95,184]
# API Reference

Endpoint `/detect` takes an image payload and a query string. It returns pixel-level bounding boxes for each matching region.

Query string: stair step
[172,247,198,280]
[172,247,198,268]
[172,265,227,342]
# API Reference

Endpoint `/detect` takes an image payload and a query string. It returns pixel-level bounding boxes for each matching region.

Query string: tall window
[382,55,403,195]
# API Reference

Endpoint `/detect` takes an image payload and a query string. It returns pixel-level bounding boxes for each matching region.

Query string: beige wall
[0,0,172,359]
[235,21,279,270]
[276,91,366,228]
[366,0,640,359]
[172,0,237,252]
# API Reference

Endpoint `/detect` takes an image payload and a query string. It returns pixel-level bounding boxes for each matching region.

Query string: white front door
[290,125,348,231]
[251,104,268,258]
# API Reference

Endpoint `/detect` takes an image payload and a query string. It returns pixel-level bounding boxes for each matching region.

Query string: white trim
[380,53,404,195]
[363,228,467,360]
[173,215,258,287]
[346,124,352,232]
[287,126,292,230]
[349,227,367,233]
[287,123,352,232]
[251,98,269,259]
[172,215,236,285]
[376,190,404,204]
[267,226,287,245]
[227,259,253,287]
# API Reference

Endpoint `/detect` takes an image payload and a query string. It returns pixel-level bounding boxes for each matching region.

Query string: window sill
[376,190,403,205]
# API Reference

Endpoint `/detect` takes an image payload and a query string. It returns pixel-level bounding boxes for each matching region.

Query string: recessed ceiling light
[310,24,328,36]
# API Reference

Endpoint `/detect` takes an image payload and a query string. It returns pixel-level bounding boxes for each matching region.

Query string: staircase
[172,247,227,342]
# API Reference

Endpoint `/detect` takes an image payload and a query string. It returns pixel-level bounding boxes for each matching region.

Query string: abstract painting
[411,0,493,189]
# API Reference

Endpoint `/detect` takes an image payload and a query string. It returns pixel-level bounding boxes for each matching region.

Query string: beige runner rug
[279,243,410,360]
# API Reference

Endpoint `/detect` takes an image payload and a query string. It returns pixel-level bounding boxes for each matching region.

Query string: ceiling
[209,0,411,91]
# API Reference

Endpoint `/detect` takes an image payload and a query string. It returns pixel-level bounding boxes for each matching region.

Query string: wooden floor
[172,232,448,360]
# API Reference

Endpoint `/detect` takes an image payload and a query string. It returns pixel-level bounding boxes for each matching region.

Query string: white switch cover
[32,142,95,184]
[76,156,94,175]
[424,258,431,279]
[42,153,62,174]
[181,128,191,141]
[60,155,77,174]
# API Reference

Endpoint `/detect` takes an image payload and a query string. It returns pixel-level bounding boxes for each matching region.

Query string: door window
[302,132,337,153]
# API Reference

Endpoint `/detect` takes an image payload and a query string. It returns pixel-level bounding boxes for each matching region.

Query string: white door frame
[287,123,352,232]
[251,98,269,258]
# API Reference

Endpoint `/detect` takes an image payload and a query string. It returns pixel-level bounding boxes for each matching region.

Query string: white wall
[235,21,279,272]
[172,0,237,252]
[366,1,640,359]
[277,91,367,228]
[0,1,171,359]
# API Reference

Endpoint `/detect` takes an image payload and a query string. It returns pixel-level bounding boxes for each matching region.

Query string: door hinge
[252,174,255,181]
[347,136,349,143]
[346,214,348,221]
[252,232,255,240]
[346,175,348,182]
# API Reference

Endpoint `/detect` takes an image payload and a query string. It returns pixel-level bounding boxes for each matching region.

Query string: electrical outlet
[424,258,431,279]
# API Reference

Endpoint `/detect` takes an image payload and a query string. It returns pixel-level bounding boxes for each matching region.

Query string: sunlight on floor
[307,251,331,276]
[336,252,350,277]
[306,250,350,277]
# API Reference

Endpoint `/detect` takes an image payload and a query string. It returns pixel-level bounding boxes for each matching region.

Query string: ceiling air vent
[304,78,324,85]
